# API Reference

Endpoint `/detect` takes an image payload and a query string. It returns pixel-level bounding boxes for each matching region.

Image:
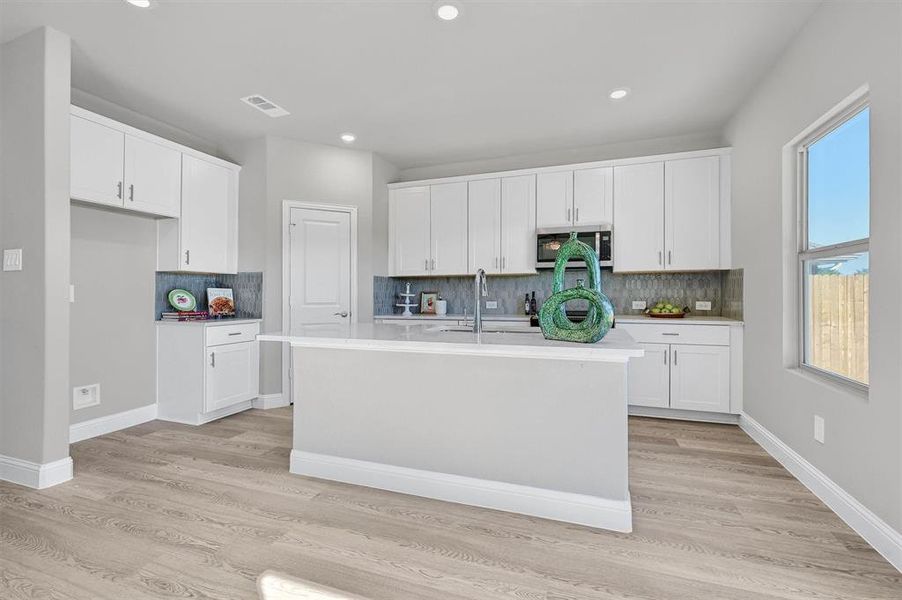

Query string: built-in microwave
[536,226,612,269]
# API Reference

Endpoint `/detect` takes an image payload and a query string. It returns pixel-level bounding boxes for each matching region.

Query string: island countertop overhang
[258,323,643,363]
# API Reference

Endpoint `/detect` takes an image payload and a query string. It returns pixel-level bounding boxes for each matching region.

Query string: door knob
[334,311,349,318]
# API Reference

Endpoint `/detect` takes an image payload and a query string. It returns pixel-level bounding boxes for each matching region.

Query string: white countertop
[155,318,262,327]
[259,322,642,363]
[376,313,529,322]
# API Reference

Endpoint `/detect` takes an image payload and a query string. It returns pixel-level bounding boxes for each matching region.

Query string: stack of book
[160,311,209,322]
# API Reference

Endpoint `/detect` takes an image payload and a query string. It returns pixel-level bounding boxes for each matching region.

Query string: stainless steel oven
[536,226,612,269]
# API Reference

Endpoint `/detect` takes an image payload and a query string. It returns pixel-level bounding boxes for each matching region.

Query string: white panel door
[70,115,125,207]
[124,134,182,218]
[205,341,260,413]
[468,178,502,274]
[665,156,721,270]
[500,174,537,273]
[613,162,664,272]
[627,343,671,408]
[573,167,613,225]
[429,182,468,275]
[180,155,231,272]
[390,186,431,276]
[670,344,730,413]
[536,171,574,229]
[289,207,352,327]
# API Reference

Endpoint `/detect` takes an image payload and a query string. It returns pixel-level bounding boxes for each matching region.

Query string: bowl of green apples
[645,302,690,318]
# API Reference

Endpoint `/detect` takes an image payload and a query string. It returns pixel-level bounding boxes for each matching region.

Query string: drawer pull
[662,332,680,336]
[227,332,242,336]
[210,352,215,367]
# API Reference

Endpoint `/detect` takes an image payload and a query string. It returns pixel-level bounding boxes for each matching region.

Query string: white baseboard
[69,404,158,443]
[629,405,739,424]
[740,413,902,573]
[252,393,289,410]
[0,455,73,489]
[290,450,633,533]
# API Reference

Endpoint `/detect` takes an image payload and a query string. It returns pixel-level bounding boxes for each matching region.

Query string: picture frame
[419,291,439,314]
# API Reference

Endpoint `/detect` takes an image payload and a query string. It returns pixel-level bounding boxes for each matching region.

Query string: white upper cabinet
[429,182,469,275]
[500,174,537,274]
[468,179,502,274]
[613,162,665,272]
[124,135,181,218]
[389,186,432,276]
[165,155,237,274]
[665,156,721,270]
[573,166,613,225]
[71,115,125,207]
[536,171,573,229]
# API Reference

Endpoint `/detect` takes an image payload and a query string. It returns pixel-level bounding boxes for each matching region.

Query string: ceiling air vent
[240,94,290,118]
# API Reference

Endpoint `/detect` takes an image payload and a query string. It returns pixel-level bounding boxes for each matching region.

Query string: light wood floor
[1,409,899,599]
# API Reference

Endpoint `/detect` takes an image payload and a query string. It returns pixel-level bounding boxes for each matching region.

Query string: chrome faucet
[473,268,488,334]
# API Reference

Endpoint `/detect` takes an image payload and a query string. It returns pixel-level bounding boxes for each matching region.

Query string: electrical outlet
[631,300,647,310]
[695,301,712,311]
[73,384,100,410]
[3,248,22,271]
[485,300,498,309]
[814,415,825,444]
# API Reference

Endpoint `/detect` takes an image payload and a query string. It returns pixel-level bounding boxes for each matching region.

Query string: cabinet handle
[185,250,190,265]
[117,181,123,199]
[576,207,580,222]
[658,251,663,265]
[210,352,215,367]
[128,184,134,201]
[432,258,436,270]
[662,332,680,336]
[495,257,498,268]
[664,350,667,365]
[567,208,571,222]
[673,349,678,366]
[668,250,672,265]
[228,332,242,336]
[425,258,429,270]
[502,256,506,270]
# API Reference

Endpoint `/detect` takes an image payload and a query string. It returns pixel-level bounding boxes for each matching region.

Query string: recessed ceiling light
[340,133,356,144]
[434,2,461,21]
[125,0,153,8]
[609,88,630,100]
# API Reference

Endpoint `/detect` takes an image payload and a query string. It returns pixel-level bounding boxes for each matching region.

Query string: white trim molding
[740,413,902,573]
[290,450,633,533]
[252,393,289,410]
[0,455,73,489]
[69,404,158,443]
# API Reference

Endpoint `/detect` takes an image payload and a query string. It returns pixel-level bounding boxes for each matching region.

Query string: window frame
[796,98,870,392]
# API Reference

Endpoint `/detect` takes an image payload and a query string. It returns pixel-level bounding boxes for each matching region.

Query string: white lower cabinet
[621,322,741,416]
[627,342,670,408]
[157,321,260,425]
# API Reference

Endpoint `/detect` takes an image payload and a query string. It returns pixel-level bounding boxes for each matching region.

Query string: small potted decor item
[645,301,690,318]
[419,291,439,315]
[207,288,236,318]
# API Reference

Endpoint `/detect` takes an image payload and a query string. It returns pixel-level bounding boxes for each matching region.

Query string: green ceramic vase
[538,232,615,343]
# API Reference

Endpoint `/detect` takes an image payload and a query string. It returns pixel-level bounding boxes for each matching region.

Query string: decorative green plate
[168,289,197,312]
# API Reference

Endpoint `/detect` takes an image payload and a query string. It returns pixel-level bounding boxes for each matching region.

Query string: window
[799,104,869,388]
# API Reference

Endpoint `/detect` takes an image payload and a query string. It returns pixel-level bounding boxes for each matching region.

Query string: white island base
[262,324,642,533]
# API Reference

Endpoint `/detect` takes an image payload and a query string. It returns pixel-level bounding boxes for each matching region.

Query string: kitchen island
[259,323,643,532]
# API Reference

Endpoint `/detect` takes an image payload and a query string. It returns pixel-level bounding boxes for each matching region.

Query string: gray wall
[726,2,901,530]
[398,130,724,181]
[0,27,71,464]
[372,153,399,277]
[69,206,156,425]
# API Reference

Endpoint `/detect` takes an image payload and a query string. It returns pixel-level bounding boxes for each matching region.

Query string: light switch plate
[3,248,22,271]
[814,415,825,444]
[631,300,647,310]
[695,300,712,311]
[485,300,498,309]
[73,384,100,410]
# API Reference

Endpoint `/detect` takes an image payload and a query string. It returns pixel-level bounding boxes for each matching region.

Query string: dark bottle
[529,292,539,327]
[524,294,530,315]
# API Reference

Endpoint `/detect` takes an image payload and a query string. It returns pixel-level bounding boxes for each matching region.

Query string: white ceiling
[0,0,819,168]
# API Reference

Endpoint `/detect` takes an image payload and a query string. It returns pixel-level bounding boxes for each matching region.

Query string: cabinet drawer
[205,322,260,347]
[617,322,730,346]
